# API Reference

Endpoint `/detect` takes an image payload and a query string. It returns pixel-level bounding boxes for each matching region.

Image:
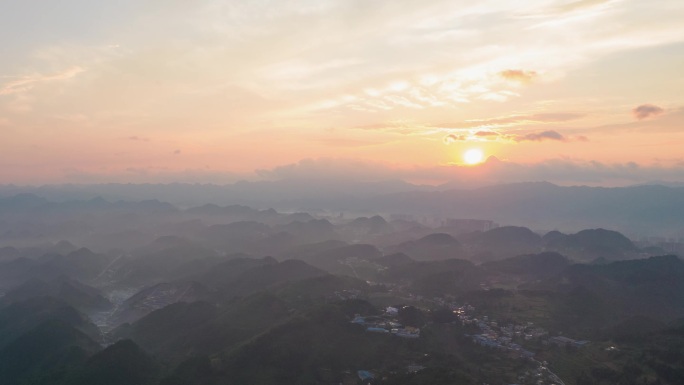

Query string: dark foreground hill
[1,277,112,311]
[0,297,99,349]
[0,319,101,385]
[522,255,684,335]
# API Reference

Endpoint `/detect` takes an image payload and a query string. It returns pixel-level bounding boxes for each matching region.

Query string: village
[348,296,589,385]
[351,305,421,338]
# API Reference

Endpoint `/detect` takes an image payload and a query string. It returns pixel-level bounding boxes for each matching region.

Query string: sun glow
[463,148,484,165]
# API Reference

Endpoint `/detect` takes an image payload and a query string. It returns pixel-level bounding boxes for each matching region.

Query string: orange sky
[1,1,684,185]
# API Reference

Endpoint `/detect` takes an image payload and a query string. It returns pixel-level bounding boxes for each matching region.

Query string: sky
[1,0,684,186]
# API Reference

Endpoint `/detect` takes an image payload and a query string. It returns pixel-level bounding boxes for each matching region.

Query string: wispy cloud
[455,112,585,128]
[632,104,665,120]
[475,131,500,138]
[127,136,150,142]
[0,67,84,96]
[518,0,618,19]
[443,129,586,143]
[360,111,585,136]
[316,137,384,148]
[515,130,567,142]
[443,134,466,144]
[499,69,538,83]
[556,0,617,14]
[63,167,244,184]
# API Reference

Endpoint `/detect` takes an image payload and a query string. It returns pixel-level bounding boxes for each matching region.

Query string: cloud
[353,121,432,135]
[63,167,244,184]
[0,67,85,96]
[515,130,567,142]
[442,129,585,144]
[519,0,616,18]
[254,157,684,187]
[359,111,586,139]
[443,132,500,143]
[478,90,520,102]
[437,112,585,130]
[632,104,664,120]
[499,69,538,83]
[255,158,400,182]
[127,136,150,142]
[443,134,466,144]
[519,113,576,122]
[556,0,615,13]
[474,131,500,138]
[316,137,383,148]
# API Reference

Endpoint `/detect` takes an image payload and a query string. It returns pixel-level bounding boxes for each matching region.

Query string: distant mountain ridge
[3,181,684,236]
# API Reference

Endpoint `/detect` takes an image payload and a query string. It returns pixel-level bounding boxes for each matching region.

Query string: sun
[463,148,484,165]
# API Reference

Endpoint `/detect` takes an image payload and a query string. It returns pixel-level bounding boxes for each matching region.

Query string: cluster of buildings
[351,307,421,339]
[452,303,582,385]
[458,309,543,359]
[131,282,205,313]
[333,289,362,300]
[470,332,536,359]
[457,305,589,377]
